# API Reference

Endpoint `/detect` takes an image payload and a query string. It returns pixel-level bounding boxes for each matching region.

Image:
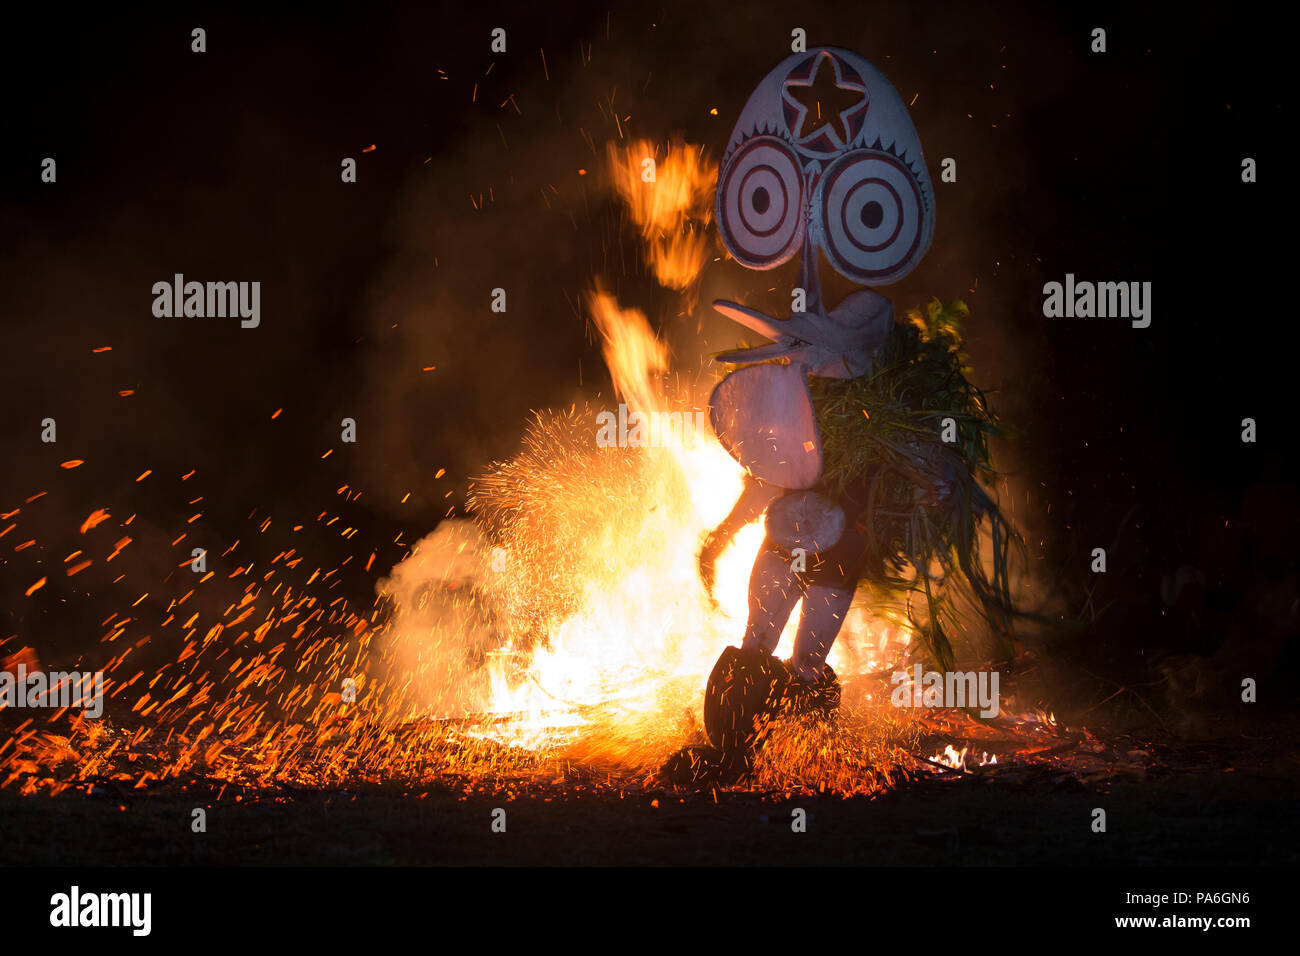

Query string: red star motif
[785,54,867,144]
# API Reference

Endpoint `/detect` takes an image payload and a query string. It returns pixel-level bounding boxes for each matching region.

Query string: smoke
[374,519,499,716]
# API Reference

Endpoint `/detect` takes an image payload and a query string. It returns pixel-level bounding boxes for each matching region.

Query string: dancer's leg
[790,584,853,682]
[741,545,802,655]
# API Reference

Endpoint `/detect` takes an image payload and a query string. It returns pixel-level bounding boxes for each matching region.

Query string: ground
[2,712,1294,866]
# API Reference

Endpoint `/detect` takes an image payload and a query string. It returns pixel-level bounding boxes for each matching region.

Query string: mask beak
[712,301,817,365]
[712,290,893,378]
[711,301,790,342]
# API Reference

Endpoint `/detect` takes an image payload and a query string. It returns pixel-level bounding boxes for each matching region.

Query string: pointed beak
[712,301,792,343]
[716,340,807,365]
[712,291,893,378]
[712,300,823,367]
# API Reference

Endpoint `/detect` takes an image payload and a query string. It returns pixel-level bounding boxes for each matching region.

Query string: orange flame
[606,138,714,291]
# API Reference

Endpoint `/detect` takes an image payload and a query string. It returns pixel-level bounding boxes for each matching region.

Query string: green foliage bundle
[809,299,1018,670]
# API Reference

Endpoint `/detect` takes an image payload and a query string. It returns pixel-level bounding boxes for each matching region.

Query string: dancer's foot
[659,745,753,788]
[785,663,841,720]
[703,646,795,754]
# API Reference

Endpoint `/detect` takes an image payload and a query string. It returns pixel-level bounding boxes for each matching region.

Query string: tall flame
[375,276,916,784]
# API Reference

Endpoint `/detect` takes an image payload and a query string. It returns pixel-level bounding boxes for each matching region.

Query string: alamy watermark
[49,886,150,936]
[0,665,104,718]
[152,274,260,328]
[891,663,1000,718]
[595,404,709,448]
[1042,274,1151,328]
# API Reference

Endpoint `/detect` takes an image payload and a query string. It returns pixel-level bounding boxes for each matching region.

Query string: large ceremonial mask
[709,47,935,491]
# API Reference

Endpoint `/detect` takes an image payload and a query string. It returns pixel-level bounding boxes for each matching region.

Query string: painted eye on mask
[815,150,930,285]
[716,136,805,270]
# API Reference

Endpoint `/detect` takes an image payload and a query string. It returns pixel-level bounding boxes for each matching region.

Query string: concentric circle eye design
[716,136,805,270]
[816,150,932,284]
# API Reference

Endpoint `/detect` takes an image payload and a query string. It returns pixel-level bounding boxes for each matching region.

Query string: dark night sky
[0,2,1290,665]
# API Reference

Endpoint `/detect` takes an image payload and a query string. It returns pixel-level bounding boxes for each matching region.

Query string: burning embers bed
[1,668,1077,801]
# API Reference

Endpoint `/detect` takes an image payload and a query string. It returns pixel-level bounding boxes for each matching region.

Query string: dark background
[0,1,1292,705]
